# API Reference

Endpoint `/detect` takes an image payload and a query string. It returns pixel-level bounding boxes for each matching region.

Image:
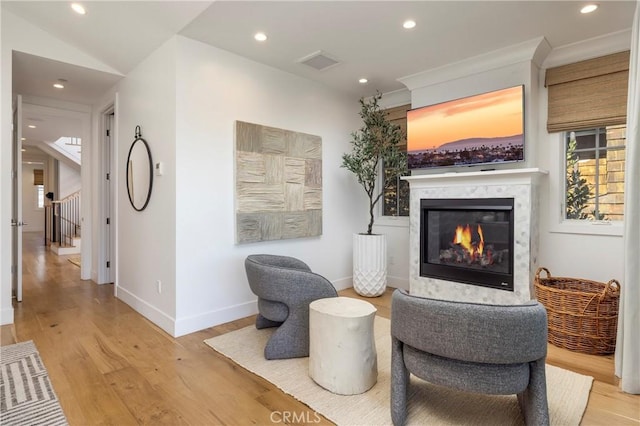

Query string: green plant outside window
[565,125,626,221]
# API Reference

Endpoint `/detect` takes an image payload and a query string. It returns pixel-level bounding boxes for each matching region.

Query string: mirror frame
[126,131,153,212]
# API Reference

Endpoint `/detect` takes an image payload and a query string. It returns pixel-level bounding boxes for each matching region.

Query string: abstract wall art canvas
[235,121,322,243]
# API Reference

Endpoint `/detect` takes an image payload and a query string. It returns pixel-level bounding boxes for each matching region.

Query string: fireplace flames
[453,224,484,257]
[439,223,505,267]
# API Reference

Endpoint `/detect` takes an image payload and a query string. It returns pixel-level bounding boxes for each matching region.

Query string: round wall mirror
[126,126,153,211]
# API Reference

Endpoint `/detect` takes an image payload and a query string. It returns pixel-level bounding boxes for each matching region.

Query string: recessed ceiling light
[403,20,416,29]
[21,137,26,141]
[53,83,64,89]
[28,125,36,129]
[580,4,598,14]
[358,78,368,84]
[21,148,26,152]
[71,3,86,15]
[254,32,267,42]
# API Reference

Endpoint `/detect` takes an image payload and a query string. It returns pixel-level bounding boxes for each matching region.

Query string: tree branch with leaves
[341,93,407,235]
[565,132,592,220]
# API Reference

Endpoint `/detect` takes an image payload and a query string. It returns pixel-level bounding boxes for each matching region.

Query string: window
[33,168,45,209]
[36,185,44,209]
[546,50,629,232]
[382,104,411,217]
[565,125,625,221]
[383,169,409,216]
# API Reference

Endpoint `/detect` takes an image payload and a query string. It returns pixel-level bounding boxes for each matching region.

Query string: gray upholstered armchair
[390,289,549,426]
[244,254,338,360]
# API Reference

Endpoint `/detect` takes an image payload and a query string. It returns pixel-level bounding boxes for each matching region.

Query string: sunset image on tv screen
[407,85,524,169]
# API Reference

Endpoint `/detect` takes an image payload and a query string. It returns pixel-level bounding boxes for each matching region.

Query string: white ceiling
[179,1,635,97]
[4,1,637,145]
[13,51,123,105]
[20,101,84,158]
[3,1,213,75]
[21,104,83,143]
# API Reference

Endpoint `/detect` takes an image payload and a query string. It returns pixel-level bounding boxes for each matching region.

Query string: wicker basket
[534,267,620,355]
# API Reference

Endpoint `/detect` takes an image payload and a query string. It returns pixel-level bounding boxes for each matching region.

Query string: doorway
[6,50,122,323]
[11,95,23,303]
[99,107,116,284]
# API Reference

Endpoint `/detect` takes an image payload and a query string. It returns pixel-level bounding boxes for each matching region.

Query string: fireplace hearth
[405,169,546,305]
[420,198,515,291]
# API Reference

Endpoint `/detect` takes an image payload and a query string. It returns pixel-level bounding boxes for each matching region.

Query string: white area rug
[0,341,68,426]
[205,317,594,426]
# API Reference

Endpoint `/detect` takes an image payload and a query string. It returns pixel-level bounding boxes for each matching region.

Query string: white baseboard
[174,300,258,338]
[0,307,14,325]
[387,275,409,290]
[331,276,353,291]
[115,286,176,336]
[115,287,259,338]
[115,274,406,339]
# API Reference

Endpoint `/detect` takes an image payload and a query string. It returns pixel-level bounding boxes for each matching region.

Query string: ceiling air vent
[296,51,340,71]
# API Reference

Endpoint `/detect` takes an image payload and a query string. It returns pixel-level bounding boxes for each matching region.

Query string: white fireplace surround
[403,168,547,305]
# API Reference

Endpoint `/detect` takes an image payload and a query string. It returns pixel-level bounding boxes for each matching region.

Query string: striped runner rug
[0,341,68,426]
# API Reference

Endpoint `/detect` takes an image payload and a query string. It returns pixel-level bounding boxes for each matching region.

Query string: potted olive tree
[342,92,407,296]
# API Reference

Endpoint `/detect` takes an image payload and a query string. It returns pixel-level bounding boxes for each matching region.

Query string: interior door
[11,95,23,302]
[105,112,114,283]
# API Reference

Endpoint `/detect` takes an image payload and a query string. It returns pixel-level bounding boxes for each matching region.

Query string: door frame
[11,94,23,302]
[98,104,116,284]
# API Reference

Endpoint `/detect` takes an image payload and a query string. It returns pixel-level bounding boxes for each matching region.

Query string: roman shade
[545,51,630,133]
[33,169,43,186]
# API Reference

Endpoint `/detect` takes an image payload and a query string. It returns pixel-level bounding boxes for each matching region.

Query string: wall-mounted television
[407,85,524,170]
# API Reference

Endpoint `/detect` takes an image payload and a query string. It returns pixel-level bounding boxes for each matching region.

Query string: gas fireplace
[420,198,514,291]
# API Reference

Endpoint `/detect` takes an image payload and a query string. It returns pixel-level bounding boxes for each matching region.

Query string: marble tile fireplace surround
[403,168,547,305]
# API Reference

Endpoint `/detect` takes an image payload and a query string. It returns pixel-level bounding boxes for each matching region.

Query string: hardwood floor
[1,231,638,425]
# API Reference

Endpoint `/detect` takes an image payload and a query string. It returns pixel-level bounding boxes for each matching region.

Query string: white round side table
[308,297,377,395]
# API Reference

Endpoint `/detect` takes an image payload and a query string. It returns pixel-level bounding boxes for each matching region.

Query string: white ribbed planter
[353,233,387,297]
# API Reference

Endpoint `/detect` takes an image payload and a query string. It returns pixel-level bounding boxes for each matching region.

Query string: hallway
[12,232,103,330]
[1,232,638,425]
[2,232,328,425]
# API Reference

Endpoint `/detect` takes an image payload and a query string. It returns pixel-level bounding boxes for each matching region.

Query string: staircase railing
[45,191,81,247]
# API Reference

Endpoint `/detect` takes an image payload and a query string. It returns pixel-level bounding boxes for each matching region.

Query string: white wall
[113,37,178,332]
[46,157,57,198]
[58,162,81,199]
[172,36,364,336]
[376,220,410,290]
[21,163,45,233]
[535,34,630,284]
[110,35,365,336]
